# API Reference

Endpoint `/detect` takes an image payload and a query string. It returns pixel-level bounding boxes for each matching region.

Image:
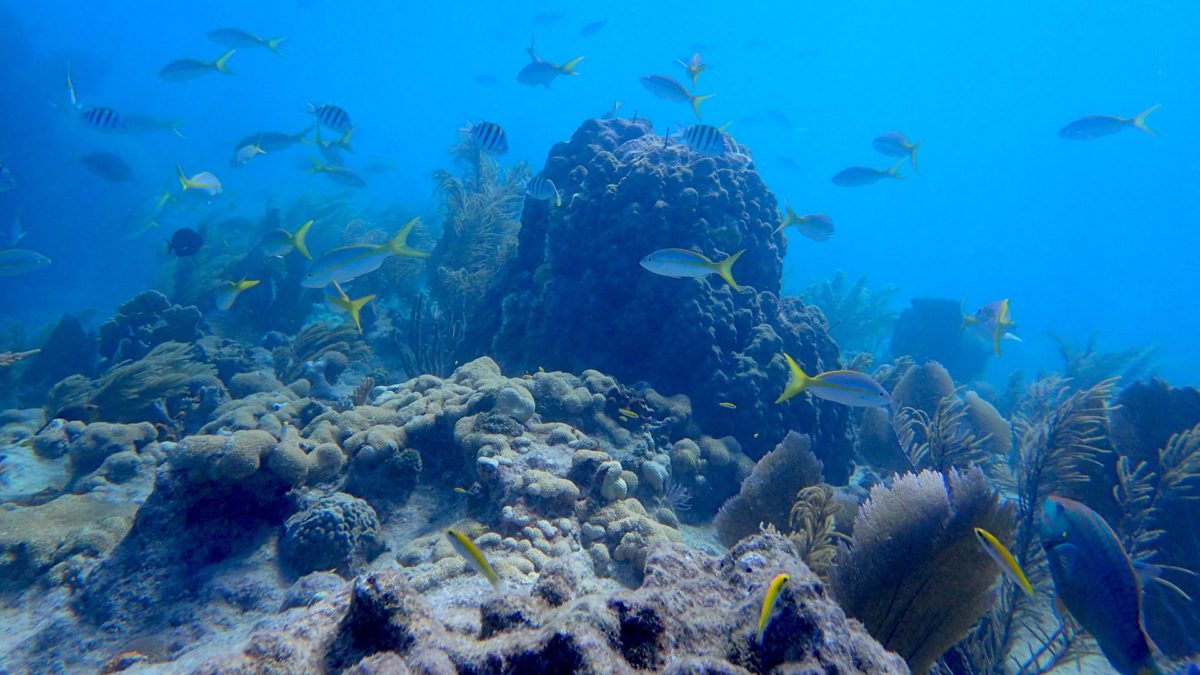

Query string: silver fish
[0,249,52,277]
[159,50,235,81]
[207,28,286,56]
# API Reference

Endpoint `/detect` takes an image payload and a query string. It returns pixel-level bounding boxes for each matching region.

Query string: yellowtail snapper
[233,140,266,166]
[159,50,235,81]
[446,528,502,590]
[324,281,376,334]
[0,249,51,277]
[677,52,707,88]
[73,152,134,183]
[166,228,204,257]
[962,299,1018,356]
[1059,104,1160,140]
[602,100,622,119]
[302,216,429,288]
[123,114,185,138]
[307,158,366,187]
[525,175,561,206]
[315,127,355,165]
[830,160,905,187]
[207,28,286,56]
[463,120,508,155]
[234,127,313,153]
[681,123,726,155]
[518,38,583,88]
[308,102,353,133]
[774,205,833,242]
[260,219,314,259]
[639,248,745,291]
[215,279,260,311]
[176,164,222,197]
[872,131,922,172]
[775,354,892,407]
[640,74,714,120]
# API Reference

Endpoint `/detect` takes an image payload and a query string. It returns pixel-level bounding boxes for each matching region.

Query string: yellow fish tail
[910,139,922,173]
[560,56,584,74]
[713,249,744,291]
[775,353,810,404]
[307,157,326,174]
[213,50,236,75]
[267,36,287,57]
[690,93,715,121]
[292,219,314,260]
[1131,104,1161,136]
[384,217,430,258]
[334,293,376,334]
[337,127,356,152]
[176,164,193,191]
[885,158,906,179]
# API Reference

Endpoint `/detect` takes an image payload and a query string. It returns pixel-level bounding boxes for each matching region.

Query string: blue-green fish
[774,204,833,242]
[207,28,286,56]
[1059,105,1160,140]
[872,132,921,172]
[0,249,52,277]
[159,50,235,81]
[775,353,891,407]
[517,39,583,88]
[640,74,714,120]
[307,158,366,188]
[831,160,904,187]
[302,217,428,288]
[260,219,313,259]
[1039,496,1162,675]
[639,248,744,291]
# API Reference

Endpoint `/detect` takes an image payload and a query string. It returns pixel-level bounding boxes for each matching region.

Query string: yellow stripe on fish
[757,573,789,643]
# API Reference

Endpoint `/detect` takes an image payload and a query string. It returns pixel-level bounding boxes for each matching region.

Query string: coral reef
[97,291,205,368]
[890,298,990,382]
[459,117,853,478]
[799,269,899,355]
[712,431,823,547]
[280,491,385,576]
[1049,331,1158,388]
[831,466,1011,674]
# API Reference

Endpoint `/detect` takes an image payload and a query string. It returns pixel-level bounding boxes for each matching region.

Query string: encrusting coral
[830,466,1012,674]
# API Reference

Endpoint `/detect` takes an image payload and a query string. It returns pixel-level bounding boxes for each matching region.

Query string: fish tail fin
[775,353,810,404]
[714,249,744,290]
[267,36,287,56]
[341,294,377,334]
[384,217,429,257]
[213,50,236,74]
[307,157,325,174]
[337,127,356,152]
[1132,103,1161,135]
[560,56,584,74]
[167,120,186,138]
[886,159,906,179]
[552,187,562,207]
[295,124,317,144]
[238,279,261,291]
[691,93,715,120]
[525,37,537,60]
[292,219,314,260]
[66,60,78,108]
[910,140,922,172]
[176,164,192,191]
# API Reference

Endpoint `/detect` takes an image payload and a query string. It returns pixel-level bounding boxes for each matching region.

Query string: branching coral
[799,269,899,354]
[787,483,840,579]
[1049,332,1157,389]
[713,432,823,547]
[830,466,1011,674]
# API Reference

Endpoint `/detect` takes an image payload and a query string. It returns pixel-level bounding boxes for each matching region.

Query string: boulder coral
[459,117,854,479]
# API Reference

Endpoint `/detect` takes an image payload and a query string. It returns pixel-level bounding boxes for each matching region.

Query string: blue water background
[0,0,1196,385]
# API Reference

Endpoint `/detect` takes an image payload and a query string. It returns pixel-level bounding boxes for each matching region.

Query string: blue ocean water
[1,0,1195,384]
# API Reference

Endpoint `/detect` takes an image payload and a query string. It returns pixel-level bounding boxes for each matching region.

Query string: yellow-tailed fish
[640,74,713,120]
[719,401,737,409]
[159,50,235,81]
[323,281,376,334]
[260,219,314,259]
[872,131,922,172]
[207,28,286,56]
[974,527,1035,598]
[677,52,707,88]
[830,159,905,187]
[302,216,428,288]
[1059,104,1160,140]
[962,299,1019,356]
[774,204,834,242]
[775,353,892,407]
[446,529,502,590]
[307,157,367,188]
[176,164,222,197]
[757,573,790,643]
[517,38,583,88]
[215,279,260,311]
[234,140,266,166]
[639,248,744,291]
[618,408,639,419]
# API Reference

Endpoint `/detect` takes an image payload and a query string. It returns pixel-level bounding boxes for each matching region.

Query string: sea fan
[713,432,823,547]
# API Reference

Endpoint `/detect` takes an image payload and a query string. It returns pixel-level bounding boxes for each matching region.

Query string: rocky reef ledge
[0,357,903,673]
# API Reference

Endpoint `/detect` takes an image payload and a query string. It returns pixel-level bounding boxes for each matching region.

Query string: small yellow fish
[719,401,737,409]
[447,528,502,590]
[974,527,1034,598]
[757,573,790,642]
[454,487,469,494]
[618,408,639,419]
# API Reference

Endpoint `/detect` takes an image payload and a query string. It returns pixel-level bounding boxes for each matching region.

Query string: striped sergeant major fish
[525,175,561,206]
[462,120,509,156]
[308,102,353,133]
[681,123,730,155]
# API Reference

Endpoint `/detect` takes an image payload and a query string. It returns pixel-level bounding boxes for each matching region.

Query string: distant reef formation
[460,118,854,480]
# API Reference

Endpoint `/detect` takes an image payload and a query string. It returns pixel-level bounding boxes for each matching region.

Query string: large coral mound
[461,118,853,478]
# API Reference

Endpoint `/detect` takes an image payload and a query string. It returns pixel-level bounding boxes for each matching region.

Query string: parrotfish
[639,248,745,291]
[831,160,905,187]
[962,299,1018,356]
[757,573,789,643]
[677,52,707,88]
[308,103,353,133]
[518,39,583,88]
[872,131,922,172]
[307,158,367,188]
[463,120,509,156]
[1059,105,1160,140]
[260,219,314,259]
[207,28,286,56]
[446,528,502,589]
[974,527,1034,598]
[0,249,51,277]
[159,50,235,81]
[640,74,714,120]
[324,281,376,334]
[1039,496,1163,675]
[775,353,892,407]
[525,175,561,206]
[176,164,223,197]
[774,204,833,242]
[215,279,260,311]
[302,216,428,288]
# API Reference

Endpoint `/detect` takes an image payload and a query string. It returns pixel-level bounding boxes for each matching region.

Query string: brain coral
[460,118,852,477]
